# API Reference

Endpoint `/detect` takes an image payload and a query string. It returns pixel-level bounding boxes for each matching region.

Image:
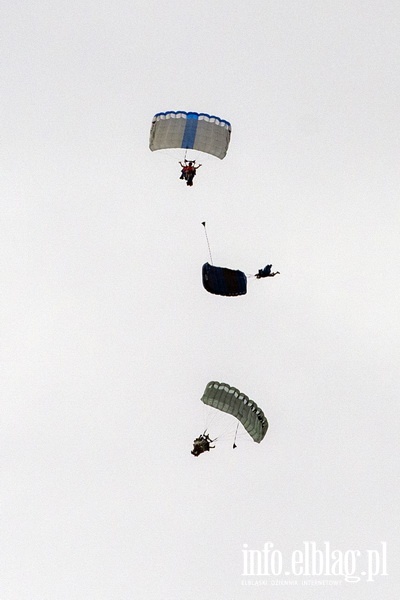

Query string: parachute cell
[149,111,231,159]
[201,381,268,443]
[202,262,247,296]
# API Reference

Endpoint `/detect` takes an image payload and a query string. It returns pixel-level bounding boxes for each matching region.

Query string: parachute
[201,381,268,443]
[202,262,280,296]
[201,222,279,296]
[202,262,247,296]
[149,111,231,159]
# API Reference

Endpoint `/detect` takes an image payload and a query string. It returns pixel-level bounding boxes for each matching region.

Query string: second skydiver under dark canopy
[255,265,280,278]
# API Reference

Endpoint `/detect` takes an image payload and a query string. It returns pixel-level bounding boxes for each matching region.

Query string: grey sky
[1,1,399,598]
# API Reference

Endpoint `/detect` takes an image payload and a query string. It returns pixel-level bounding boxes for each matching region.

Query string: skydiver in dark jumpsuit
[255,265,280,278]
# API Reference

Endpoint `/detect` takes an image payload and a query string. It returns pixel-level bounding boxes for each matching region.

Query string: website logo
[241,541,387,586]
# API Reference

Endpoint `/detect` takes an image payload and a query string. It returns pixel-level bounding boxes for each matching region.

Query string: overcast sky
[1,1,399,598]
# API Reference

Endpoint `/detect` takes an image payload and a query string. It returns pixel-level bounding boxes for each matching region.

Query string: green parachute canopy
[201,381,268,443]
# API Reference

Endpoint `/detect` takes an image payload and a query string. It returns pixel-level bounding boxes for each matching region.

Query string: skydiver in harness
[179,161,190,179]
[191,433,215,456]
[179,160,202,186]
[255,265,280,278]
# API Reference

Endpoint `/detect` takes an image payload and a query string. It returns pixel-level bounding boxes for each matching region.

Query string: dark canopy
[202,262,247,296]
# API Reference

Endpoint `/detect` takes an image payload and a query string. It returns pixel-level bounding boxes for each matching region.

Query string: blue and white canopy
[149,111,231,159]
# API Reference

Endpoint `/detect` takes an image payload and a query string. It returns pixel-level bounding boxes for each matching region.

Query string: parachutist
[179,160,202,186]
[191,433,215,456]
[179,161,189,179]
[255,265,280,278]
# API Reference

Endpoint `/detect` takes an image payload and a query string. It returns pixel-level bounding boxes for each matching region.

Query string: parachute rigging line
[202,221,213,265]
[233,422,239,449]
